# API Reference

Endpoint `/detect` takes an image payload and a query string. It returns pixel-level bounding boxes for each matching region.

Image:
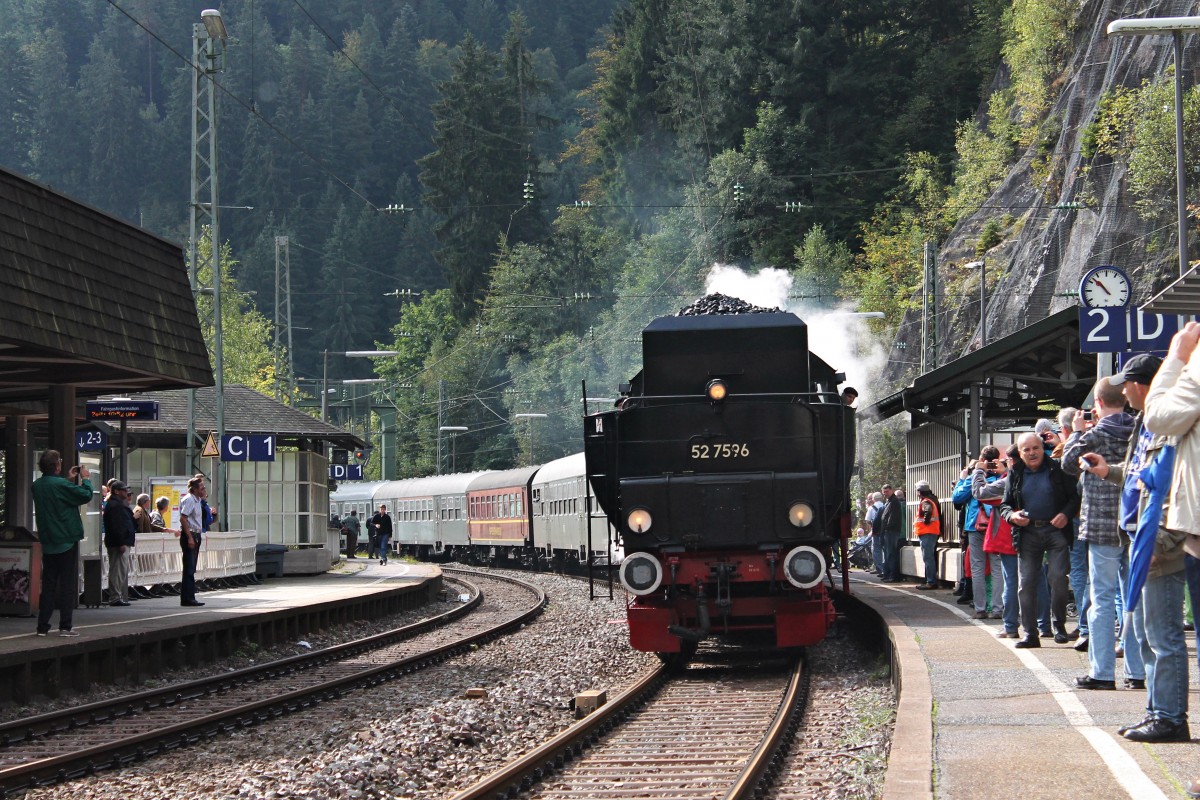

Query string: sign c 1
[220,434,276,462]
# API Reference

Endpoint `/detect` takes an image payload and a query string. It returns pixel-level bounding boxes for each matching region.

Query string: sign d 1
[1079,308,1197,354]
[329,464,364,481]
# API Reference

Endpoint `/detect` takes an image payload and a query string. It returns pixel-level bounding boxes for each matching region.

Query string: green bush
[977,217,1003,255]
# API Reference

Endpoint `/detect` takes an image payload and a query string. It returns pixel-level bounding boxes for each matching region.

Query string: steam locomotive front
[585,302,854,652]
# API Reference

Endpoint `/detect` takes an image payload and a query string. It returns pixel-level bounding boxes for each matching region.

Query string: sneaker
[971,610,988,619]
[1124,718,1190,743]
[1074,638,1089,652]
[989,611,1003,619]
[59,629,80,637]
[1124,678,1146,690]
[956,595,972,605]
[996,630,1019,639]
[35,630,48,637]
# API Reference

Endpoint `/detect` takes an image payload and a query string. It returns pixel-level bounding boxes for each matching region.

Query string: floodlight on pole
[438,426,468,473]
[200,9,228,39]
[1107,16,1200,278]
[514,413,548,466]
[321,349,398,423]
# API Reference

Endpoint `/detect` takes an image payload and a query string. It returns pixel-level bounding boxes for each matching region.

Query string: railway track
[454,653,806,800]
[0,568,545,797]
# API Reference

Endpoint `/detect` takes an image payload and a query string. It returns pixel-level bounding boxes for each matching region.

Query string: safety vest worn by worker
[913,496,942,537]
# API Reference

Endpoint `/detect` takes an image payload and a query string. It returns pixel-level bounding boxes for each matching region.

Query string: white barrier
[98,529,260,590]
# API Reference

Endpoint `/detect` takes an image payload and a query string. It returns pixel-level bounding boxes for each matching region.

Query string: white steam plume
[703,263,888,405]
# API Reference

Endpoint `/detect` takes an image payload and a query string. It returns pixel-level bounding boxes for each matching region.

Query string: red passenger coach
[465,467,540,561]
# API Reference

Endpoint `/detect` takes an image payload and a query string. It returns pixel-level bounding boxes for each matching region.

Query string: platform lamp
[514,413,548,466]
[321,350,397,424]
[438,426,468,474]
[1108,16,1200,279]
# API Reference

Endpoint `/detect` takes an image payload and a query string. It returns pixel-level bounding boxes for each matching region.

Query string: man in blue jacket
[32,450,94,637]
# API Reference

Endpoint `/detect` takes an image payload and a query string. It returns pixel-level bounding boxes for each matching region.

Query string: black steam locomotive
[584,295,855,654]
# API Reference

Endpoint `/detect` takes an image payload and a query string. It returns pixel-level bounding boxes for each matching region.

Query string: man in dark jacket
[370,504,393,565]
[102,480,137,607]
[1000,432,1080,648]
[878,484,905,582]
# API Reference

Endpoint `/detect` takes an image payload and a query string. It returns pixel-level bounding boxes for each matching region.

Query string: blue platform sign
[86,400,159,421]
[330,464,364,481]
[1079,308,1196,353]
[220,434,276,462]
[76,430,107,451]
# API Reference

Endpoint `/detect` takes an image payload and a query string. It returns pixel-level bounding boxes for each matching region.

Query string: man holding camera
[1063,378,1141,688]
[31,450,94,637]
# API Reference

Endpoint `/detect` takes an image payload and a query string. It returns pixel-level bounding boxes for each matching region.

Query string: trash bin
[255,543,286,579]
[81,556,103,608]
[0,526,41,617]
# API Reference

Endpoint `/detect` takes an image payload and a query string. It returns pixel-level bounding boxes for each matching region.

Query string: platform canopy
[100,386,365,451]
[0,167,213,418]
[1141,264,1200,314]
[864,308,1097,426]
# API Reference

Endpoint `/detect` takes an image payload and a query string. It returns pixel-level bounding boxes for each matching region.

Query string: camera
[986,460,998,470]
[1083,409,1093,421]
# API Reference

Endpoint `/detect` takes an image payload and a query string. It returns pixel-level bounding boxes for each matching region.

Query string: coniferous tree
[418,34,534,321]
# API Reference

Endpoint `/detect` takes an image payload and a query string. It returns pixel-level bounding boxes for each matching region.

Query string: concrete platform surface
[854,572,1200,800]
[0,559,441,652]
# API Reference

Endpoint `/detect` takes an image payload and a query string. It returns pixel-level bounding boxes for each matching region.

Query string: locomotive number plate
[690,443,750,459]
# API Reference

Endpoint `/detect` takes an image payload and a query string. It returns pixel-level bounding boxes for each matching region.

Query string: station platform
[856,572,1200,800]
[0,560,443,703]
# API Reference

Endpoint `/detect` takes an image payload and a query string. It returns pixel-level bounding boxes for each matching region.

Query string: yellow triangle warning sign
[201,432,220,458]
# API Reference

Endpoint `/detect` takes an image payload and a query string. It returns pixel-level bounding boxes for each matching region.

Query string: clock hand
[1094,280,1112,295]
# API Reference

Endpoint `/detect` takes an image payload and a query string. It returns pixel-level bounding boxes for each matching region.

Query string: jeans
[998,553,1019,633]
[106,546,129,603]
[970,532,1001,613]
[378,534,390,564]
[1037,564,1051,633]
[1069,533,1090,636]
[1018,524,1070,639]
[180,539,199,604]
[919,534,938,585]
[1132,570,1188,725]
[872,530,886,574]
[1185,555,1200,678]
[1086,543,1123,680]
[882,531,904,581]
[36,545,78,633]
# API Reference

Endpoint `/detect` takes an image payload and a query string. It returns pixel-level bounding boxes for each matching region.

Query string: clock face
[1080,267,1130,308]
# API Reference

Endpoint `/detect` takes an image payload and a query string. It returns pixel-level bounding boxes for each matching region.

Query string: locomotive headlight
[619,552,664,595]
[705,379,728,402]
[782,545,826,589]
[626,507,653,534]
[787,502,815,527]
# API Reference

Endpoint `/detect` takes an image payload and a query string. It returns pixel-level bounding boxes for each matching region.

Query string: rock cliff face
[889,0,1197,384]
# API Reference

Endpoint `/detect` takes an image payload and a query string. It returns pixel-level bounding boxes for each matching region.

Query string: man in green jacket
[32,450,93,637]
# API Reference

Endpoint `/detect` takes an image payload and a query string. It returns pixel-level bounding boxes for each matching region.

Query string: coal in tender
[676,293,781,316]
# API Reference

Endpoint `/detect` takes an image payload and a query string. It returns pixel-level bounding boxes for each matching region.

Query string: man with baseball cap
[1081,353,1190,741]
[102,480,136,607]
